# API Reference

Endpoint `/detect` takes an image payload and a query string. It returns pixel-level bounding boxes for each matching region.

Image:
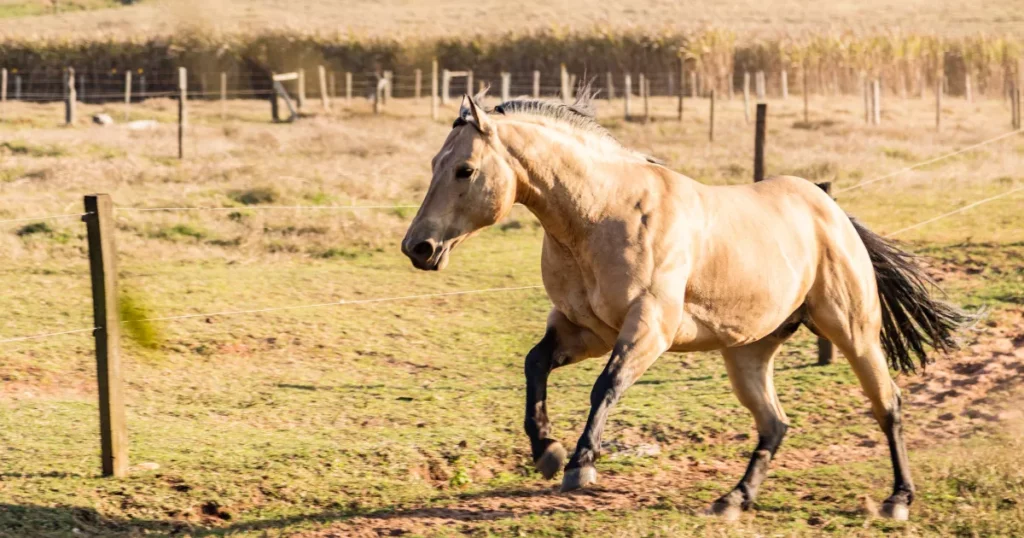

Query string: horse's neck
[500,121,634,248]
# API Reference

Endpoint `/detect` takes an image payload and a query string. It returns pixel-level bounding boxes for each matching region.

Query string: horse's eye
[455,165,475,180]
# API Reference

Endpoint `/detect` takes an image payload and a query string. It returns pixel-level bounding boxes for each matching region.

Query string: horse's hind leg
[525,310,611,479]
[708,333,792,519]
[809,305,914,520]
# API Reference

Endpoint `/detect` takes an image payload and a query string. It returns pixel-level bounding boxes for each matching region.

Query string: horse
[400,89,966,520]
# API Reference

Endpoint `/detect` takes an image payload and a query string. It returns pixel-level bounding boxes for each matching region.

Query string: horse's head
[402,93,517,271]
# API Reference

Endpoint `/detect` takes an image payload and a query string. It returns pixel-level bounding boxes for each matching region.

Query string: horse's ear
[460,93,494,135]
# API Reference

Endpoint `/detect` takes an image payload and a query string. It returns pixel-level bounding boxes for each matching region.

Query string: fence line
[0,212,91,225]
[885,184,1024,238]
[2,184,1020,345]
[835,128,1023,195]
[0,326,96,344]
[115,204,421,212]
[124,285,545,324]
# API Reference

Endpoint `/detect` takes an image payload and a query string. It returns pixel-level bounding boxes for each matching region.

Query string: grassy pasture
[1,92,1023,536]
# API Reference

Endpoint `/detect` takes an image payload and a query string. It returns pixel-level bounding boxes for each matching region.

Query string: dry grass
[1,0,1023,39]
[1,92,1022,536]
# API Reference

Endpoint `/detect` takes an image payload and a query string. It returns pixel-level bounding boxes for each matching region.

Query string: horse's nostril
[411,241,435,260]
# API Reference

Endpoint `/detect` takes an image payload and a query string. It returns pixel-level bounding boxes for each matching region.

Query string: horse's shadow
[0,486,590,537]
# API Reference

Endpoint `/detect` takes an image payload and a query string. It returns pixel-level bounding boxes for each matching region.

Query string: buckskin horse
[400,89,965,520]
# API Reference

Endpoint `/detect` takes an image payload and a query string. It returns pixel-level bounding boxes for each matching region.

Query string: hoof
[705,492,745,522]
[880,501,910,521]
[535,442,566,480]
[560,465,597,492]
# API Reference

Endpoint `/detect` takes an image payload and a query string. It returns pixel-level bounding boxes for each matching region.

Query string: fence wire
[0,212,91,226]
[123,285,545,325]
[885,184,1024,238]
[114,204,422,212]
[0,327,96,344]
[835,128,1023,195]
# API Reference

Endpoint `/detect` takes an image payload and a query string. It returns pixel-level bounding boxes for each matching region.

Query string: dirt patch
[306,308,1024,537]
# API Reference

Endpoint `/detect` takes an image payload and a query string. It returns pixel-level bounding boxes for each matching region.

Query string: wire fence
[4,66,1018,104]
[1,114,1022,346]
[835,128,1024,195]
[0,212,91,226]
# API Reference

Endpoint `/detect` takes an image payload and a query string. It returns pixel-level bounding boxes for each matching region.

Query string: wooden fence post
[1012,87,1020,129]
[708,89,716,142]
[14,74,21,101]
[1016,88,1022,129]
[753,103,766,181]
[65,67,76,126]
[800,63,809,123]
[560,64,569,103]
[177,67,186,159]
[781,69,788,99]
[83,194,128,478]
[383,70,393,103]
[297,68,306,112]
[1,68,6,120]
[414,68,422,102]
[604,71,613,100]
[319,65,330,111]
[743,71,751,123]
[374,77,387,114]
[329,71,336,101]
[640,74,649,122]
[756,70,765,100]
[78,72,86,104]
[624,73,632,120]
[345,72,353,104]
[270,72,279,122]
[219,72,227,120]
[441,69,450,104]
[466,70,473,97]
[873,79,881,125]
[431,59,439,120]
[534,71,541,98]
[124,71,132,122]
[677,57,684,121]
[500,72,510,102]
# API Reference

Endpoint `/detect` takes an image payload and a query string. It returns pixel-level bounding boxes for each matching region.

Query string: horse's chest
[541,239,638,344]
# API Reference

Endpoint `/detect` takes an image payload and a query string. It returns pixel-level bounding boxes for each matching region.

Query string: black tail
[850,218,970,373]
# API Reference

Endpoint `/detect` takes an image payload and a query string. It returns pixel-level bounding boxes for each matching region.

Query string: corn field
[0,29,1021,99]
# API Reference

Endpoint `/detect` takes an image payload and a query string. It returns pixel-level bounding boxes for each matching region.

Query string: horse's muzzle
[401,236,448,271]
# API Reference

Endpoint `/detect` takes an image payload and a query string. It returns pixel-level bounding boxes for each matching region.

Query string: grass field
[1,91,1023,537]
[1,0,1023,38]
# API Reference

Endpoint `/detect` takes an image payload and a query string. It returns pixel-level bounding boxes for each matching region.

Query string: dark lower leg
[564,351,626,473]
[882,392,914,511]
[712,421,788,511]
[524,330,564,477]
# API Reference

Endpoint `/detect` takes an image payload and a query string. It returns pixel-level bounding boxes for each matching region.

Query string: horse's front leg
[561,298,674,491]
[525,310,612,479]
